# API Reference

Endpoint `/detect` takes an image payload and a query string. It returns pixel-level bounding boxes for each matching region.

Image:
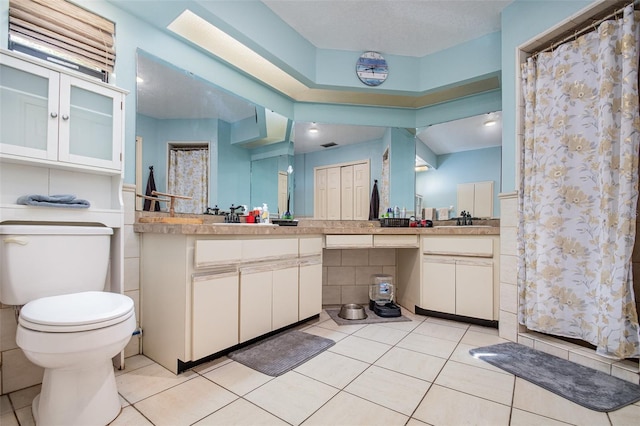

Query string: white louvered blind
[8,0,115,81]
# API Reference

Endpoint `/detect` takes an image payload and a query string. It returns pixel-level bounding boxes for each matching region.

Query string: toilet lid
[19,291,134,332]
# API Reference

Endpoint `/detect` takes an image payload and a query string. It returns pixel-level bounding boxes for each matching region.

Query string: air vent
[321,142,337,148]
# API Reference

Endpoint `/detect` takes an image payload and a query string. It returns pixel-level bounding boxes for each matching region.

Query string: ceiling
[135,0,509,155]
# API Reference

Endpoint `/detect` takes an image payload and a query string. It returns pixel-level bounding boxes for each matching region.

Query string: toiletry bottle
[262,203,270,224]
[401,206,406,218]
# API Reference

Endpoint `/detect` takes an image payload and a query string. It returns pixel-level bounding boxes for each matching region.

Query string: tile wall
[322,248,397,306]
[0,185,142,396]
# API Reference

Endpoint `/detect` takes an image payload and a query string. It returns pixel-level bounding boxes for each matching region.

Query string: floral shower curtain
[167,148,208,214]
[518,5,640,359]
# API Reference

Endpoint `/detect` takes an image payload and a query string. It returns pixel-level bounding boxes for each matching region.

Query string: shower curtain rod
[531,0,640,59]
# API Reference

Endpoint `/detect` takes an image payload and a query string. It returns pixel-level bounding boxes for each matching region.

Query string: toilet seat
[19,291,134,333]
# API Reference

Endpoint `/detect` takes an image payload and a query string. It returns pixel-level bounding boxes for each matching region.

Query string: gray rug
[470,342,640,412]
[228,330,335,376]
[326,306,412,326]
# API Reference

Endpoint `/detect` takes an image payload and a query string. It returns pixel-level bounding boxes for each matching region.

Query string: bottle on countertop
[262,203,270,224]
[394,206,400,218]
[401,206,406,218]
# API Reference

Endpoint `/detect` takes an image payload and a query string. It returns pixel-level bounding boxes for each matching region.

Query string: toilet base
[32,359,121,426]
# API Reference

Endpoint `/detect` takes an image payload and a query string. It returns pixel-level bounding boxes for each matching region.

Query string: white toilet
[0,224,135,426]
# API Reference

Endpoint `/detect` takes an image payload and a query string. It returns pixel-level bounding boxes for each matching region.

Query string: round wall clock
[356,51,388,87]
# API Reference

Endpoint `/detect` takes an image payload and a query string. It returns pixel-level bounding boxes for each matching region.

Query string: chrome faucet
[457,211,473,226]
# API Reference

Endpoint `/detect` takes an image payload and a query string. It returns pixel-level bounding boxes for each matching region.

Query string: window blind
[8,0,115,79]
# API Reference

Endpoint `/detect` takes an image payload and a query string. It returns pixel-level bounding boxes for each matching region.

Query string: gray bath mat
[325,306,412,326]
[470,342,640,412]
[228,330,335,376]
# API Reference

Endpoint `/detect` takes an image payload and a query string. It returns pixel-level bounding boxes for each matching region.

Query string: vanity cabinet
[139,233,323,374]
[0,52,124,172]
[419,236,499,321]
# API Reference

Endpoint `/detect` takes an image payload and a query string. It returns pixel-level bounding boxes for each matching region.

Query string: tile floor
[2,309,639,426]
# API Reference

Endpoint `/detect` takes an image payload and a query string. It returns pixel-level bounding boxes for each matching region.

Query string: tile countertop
[133,216,500,236]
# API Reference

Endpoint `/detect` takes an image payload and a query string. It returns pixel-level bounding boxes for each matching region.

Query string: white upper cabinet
[0,52,124,172]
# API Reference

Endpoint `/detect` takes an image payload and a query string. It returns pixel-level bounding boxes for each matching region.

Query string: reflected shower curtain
[518,5,640,359]
[167,148,208,214]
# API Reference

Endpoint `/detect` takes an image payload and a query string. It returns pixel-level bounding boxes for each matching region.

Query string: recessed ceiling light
[483,119,497,127]
[309,127,319,134]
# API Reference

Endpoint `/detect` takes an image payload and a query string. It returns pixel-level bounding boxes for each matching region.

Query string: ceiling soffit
[167,9,499,110]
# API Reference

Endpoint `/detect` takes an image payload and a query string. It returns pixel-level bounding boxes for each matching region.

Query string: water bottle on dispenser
[369,274,401,317]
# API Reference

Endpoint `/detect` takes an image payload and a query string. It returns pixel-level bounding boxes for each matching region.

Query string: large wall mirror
[415,111,502,219]
[135,50,293,215]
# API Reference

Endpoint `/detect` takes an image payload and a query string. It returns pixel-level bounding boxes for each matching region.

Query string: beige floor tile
[109,406,153,426]
[374,346,446,382]
[608,402,640,426]
[509,408,572,425]
[294,350,369,389]
[344,365,431,416]
[1,395,13,415]
[119,395,129,408]
[134,376,237,426]
[413,321,467,342]
[115,363,197,404]
[302,325,350,342]
[328,335,392,364]
[413,384,511,426]
[424,316,471,330]
[0,412,19,426]
[245,371,338,425]
[315,318,367,335]
[405,418,429,426]
[374,317,423,332]
[449,342,510,374]
[14,406,34,426]
[460,329,509,347]
[352,324,409,345]
[468,324,500,335]
[190,356,233,375]
[193,397,289,425]
[203,361,273,396]
[512,378,610,425]
[302,391,408,426]
[8,385,40,410]
[396,332,458,359]
[434,360,514,405]
[115,355,155,376]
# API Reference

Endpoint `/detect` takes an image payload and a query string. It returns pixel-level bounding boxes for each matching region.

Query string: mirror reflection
[135,50,293,215]
[415,111,502,219]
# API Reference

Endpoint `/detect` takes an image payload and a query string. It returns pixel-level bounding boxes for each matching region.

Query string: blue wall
[417,146,502,217]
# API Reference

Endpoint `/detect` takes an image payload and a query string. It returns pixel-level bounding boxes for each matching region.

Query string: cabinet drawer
[422,237,493,257]
[325,234,373,248]
[195,240,242,268]
[299,237,323,256]
[242,238,298,261]
[374,234,418,248]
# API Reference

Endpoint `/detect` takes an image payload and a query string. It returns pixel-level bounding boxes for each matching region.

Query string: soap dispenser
[262,203,270,224]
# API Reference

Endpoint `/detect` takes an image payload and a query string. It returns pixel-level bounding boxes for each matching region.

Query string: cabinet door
[456,261,493,320]
[192,273,239,360]
[239,270,272,343]
[299,263,322,319]
[314,168,327,219]
[327,167,341,220]
[457,183,474,215]
[0,55,59,160]
[341,165,354,220]
[272,266,299,330]
[58,75,122,170]
[421,259,456,314]
[473,181,494,218]
[353,162,369,220]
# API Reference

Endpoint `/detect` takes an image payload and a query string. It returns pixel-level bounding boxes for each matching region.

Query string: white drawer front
[242,238,298,261]
[374,234,418,247]
[194,240,242,268]
[422,237,493,257]
[299,237,323,256]
[325,234,373,248]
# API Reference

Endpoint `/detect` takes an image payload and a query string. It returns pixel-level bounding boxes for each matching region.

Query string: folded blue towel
[17,194,91,209]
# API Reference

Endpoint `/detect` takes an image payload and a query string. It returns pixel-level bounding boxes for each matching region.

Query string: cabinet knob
[62,114,69,121]
[50,112,58,118]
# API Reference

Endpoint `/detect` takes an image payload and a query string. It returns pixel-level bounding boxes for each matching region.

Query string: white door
[353,162,369,220]
[341,165,354,220]
[314,168,327,219]
[327,166,341,220]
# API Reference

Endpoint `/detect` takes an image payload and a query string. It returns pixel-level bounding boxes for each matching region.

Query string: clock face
[356,51,388,87]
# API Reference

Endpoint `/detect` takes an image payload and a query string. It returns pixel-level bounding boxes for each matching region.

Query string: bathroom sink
[138,217,203,224]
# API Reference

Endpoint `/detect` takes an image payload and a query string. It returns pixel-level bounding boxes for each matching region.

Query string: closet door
[353,162,369,220]
[314,168,327,219]
[326,166,341,220]
[341,165,354,220]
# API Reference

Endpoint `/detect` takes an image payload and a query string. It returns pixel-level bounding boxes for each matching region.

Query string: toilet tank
[0,225,113,305]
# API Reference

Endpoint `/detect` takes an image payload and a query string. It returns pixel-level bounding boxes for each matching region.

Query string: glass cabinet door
[0,56,59,160]
[58,74,122,170]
